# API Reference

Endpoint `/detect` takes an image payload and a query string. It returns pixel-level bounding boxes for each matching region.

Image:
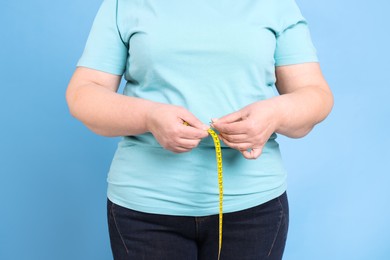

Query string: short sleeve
[274,0,318,66]
[77,0,128,75]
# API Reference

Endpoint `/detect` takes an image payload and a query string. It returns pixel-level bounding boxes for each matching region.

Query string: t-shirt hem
[77,59,125,76]
[275,56,319,67]
[107,183,287,217]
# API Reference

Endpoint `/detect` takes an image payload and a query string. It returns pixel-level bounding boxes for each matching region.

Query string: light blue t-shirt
[78,0,318,216]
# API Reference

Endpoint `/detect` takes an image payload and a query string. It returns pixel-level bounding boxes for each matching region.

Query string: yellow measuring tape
[183,121,223,259]
[208,127,224,260]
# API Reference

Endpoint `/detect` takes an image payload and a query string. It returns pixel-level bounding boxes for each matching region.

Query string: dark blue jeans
[107,192,288,260]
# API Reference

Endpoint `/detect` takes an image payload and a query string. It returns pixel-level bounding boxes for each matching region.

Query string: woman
[66,0,333,259]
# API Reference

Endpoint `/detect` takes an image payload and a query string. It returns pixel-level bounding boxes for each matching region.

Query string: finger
[219,133,249,144]
[166,138,201,153]
[212,110,245,125]
[180,122,209,139]
[213,120,248,135]
[219,135,252,151]
[177,137,201,149]
[179,113,209,131]
[241,148,263,160]
[170,146,192,153]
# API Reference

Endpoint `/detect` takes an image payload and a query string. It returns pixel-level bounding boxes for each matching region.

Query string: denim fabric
[107,192,288,260]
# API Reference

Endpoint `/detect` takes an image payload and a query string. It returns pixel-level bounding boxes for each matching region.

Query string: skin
[66,62,333,159]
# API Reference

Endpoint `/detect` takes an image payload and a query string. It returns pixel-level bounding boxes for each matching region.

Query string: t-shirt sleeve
[77,0,128,75]
[274,0,318,66]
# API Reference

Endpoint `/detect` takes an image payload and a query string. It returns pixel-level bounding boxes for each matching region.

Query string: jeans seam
[267,197,285,257]
[279,195,288,224]
[111,202,130,255]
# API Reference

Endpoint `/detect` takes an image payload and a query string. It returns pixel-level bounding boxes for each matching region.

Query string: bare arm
[212,62,334,159]
[273,62,334,138]
[66,67,153,136]
[66,67,209,152]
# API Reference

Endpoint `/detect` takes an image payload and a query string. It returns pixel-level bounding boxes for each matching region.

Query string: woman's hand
[211,100,279,159]
[146,103,210,153]
[66,67,210,149]
[212,63,333,160]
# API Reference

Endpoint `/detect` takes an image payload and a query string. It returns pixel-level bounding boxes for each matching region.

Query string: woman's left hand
[211,100,280,160]
[212,63,334,160]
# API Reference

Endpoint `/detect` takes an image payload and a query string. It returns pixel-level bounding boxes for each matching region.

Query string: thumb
[179,112,209,131]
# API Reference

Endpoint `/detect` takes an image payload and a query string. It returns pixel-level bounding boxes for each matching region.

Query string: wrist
[144,102,163,133]
[264,97,287,134]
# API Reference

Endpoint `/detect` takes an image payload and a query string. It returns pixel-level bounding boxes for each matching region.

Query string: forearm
[66,83,157,137]
[272,85,333,138]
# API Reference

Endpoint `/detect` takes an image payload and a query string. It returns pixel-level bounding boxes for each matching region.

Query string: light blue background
[0,0,389,259]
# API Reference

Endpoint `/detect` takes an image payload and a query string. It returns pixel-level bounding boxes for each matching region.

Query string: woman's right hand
[67,67,209,150]
[146,103,210,153]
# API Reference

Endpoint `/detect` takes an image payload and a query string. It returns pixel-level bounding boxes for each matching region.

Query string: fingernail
[211,118,218,123]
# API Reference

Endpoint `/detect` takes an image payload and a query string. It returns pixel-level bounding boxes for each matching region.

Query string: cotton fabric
[78,0,318,216]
